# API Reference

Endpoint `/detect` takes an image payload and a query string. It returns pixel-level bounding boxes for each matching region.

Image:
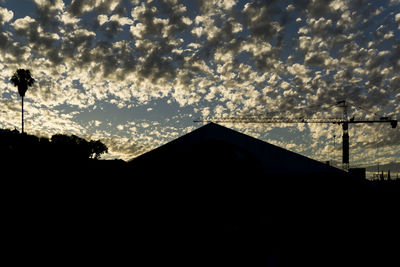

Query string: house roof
[129,122,345,176]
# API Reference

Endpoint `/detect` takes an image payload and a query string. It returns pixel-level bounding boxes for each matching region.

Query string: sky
[0,0,399,169]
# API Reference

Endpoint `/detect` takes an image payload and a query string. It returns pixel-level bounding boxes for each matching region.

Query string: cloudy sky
[0,0,399,169]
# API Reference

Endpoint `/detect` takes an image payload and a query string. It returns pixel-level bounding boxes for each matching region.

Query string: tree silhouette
[51,134,108,160]
[89,140,108,159]
[10,69,35,134]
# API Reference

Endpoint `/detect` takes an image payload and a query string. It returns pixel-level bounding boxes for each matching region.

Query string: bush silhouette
[51,134,108,160]
[0,129,108,162]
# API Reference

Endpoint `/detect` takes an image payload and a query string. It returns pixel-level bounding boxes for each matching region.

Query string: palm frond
[10,69,35,96]
[10,74,19,86]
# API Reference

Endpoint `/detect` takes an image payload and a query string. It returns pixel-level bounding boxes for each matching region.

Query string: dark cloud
[127,1,195,83]
[242,1,281,41]
[137,40,176,83]
[253,50,281,72]
[389,77,400,93]
[0,31,11,51]
[113,1,128,17]
[99,19,124,39]
[0,7,13,52]
[368,71,384,87]
[194,19,243,63]
[61,29,95,59]
[115,42,137,73]
[292,0,312,10]
[366,53,387,71]
[338,43,367,65]
[34,0,62,32]
[196,0,220,13]
[68,0,94,16]
[388,43,400,71]
[4,43,31,63]
[92,41,129,78]
[68,0,124,16]
[307,0,334,18]
[96,0,120,14]
[31,78,54,102]
[12,17,62,64]
[130,2,166,38]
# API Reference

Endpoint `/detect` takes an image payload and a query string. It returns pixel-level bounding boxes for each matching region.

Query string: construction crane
[194,100,398,171]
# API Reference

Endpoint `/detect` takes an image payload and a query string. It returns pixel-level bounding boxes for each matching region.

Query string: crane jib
[193,117,398,172]
[194,119,398,128]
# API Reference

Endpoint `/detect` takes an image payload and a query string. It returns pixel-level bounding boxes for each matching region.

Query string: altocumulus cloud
[0,0,399,164]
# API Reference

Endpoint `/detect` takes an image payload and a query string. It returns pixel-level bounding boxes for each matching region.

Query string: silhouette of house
[125,123,394,266]
[128,122,345,178]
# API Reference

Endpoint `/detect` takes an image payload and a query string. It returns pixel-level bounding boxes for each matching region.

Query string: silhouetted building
[129,122,346,178]
[349,167,366,179]
[124,123,398,266]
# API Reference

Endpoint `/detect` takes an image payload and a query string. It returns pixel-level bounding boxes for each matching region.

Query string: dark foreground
[3,160,399,266]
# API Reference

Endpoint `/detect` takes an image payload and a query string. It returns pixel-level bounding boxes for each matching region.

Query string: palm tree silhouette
[10,69,35,134]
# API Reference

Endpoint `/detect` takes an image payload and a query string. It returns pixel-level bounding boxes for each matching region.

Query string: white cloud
[390,0,400,6]
[384,31,394,39]
[95,0,120,13]
[68,0,96,15]
[11,16,35,31]
[98,14,108,25]
[0,7,13,24]
[130,23,145,38]
[286,4,295,12]
[217,0,237,10]
[287,64,311,83]
[110,14,133,26]
[191,26,204,37]
[182,16,192,26]
[329,0,348,11]
[60,12,80,25]
[131,2,146,19]
[34,0,64,11]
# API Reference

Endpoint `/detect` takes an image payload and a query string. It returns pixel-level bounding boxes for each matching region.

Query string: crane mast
[338,100,350,171]
[194,101,398,172]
